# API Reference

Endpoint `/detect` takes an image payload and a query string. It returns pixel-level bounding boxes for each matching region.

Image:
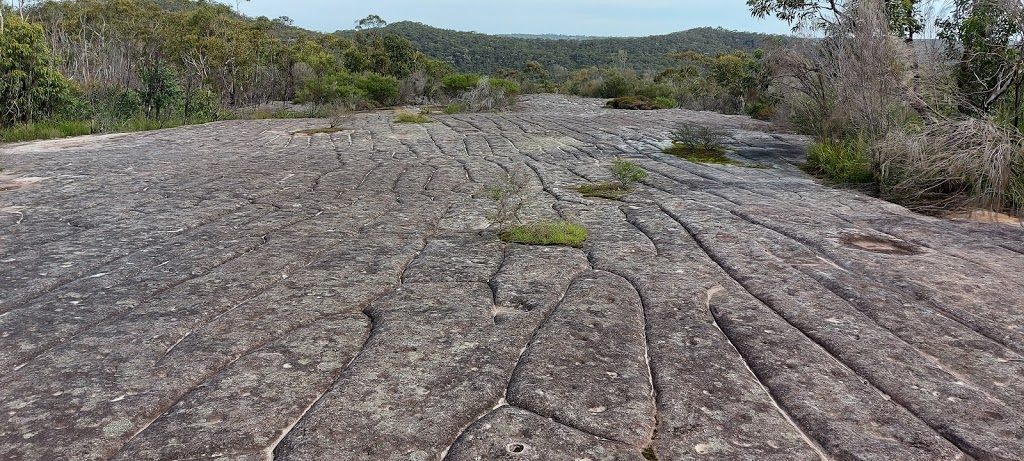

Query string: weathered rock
[0,94,1021,460]
[445,405,645,461]
[506,271,656,447]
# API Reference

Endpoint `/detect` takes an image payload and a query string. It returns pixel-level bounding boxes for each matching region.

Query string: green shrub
[138,63,183,119]
[444,103,468,114]
[357,74,400,106]
[606,96,674,110]
[670,123,727,151]
[1,120,93,143]
[746,102,776,121]
[635,83,675,100]
[653,96,678,109]
[611,158,648,187]
[500,221,588,247]
[598,73,633,98]
[395,110,428,123]
[0,15,81,127]
[443,73,482,94]
[86,84,142,121]
[804,137,874,184]
[181,87,219,123]
[489,78,521,97]
[487,168,529,230]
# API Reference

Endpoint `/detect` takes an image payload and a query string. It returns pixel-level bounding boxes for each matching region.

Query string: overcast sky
[238,0,794,36]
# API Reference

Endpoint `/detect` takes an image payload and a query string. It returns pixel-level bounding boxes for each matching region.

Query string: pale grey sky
[239,0,794,36]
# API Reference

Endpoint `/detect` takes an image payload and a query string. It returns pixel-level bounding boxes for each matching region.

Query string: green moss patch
[395,112,429,123]
[500,221,588,247]
[577,182,632,200]
[663,143,766,168]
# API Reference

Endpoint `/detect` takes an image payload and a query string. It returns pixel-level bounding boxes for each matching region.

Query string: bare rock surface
[1,94,1022,460]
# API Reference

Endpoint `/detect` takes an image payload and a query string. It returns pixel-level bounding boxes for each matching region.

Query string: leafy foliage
[611,158,648,187]
[937,0,1024,118]
[138,63,183,120]
[0,14,78,127]
[443,73,481,94]
[803,137,875,184]
[671,123,727,152]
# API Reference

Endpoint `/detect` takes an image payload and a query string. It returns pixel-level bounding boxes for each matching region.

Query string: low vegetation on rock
[605,96,674,110]
[749,0,1024,217]
[395,110,429,123]
[499,221,588,247]
[578,158,648,200]
[663,123,768,168]
[292,127,347,136]
[486,168,529,231]
[802,137,874,185]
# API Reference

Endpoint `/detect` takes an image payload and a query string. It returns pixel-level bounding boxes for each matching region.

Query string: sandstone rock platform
[1,95,1022,460]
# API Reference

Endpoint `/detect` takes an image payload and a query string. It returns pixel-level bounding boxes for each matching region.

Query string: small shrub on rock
[395,110,429,123]
[486,168,530,231]
[462,78,518,112]
[670,123,726,152]
[443,73,482,95]
[577,158,647,200]
[606,96,674,110]
[612,158,649,187]
[357,74,400,107]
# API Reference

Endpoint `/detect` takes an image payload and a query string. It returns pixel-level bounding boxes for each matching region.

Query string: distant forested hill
[353,22,783,74]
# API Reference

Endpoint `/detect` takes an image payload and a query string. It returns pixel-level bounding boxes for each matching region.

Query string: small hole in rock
[506,443,526,453]
[841,234,923,256]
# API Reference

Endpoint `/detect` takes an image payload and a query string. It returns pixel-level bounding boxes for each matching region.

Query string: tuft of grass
[395,110,429,123]
[444,103,468,114]
[1,120,93,143]
[1,115,198,143]
[500,221,588,247]
[243,108,316,119]
[642,446,659,461]
[653,96,678,109]
[577,182,631,200]
[803,137,874,184]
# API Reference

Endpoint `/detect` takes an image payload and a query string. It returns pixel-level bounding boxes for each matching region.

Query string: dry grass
[292,126,346,135]
[877,117,1024,216]
[395,110,429,123]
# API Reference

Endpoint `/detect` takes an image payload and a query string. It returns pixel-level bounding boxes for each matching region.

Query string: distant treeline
[336,21,783,75]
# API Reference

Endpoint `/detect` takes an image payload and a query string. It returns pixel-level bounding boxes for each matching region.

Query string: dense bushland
[368,21,780,75]
[0,4,517,141]
[751,0,1024,216]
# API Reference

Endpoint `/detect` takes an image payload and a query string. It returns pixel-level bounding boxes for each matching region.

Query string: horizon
[239,1,795,37]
